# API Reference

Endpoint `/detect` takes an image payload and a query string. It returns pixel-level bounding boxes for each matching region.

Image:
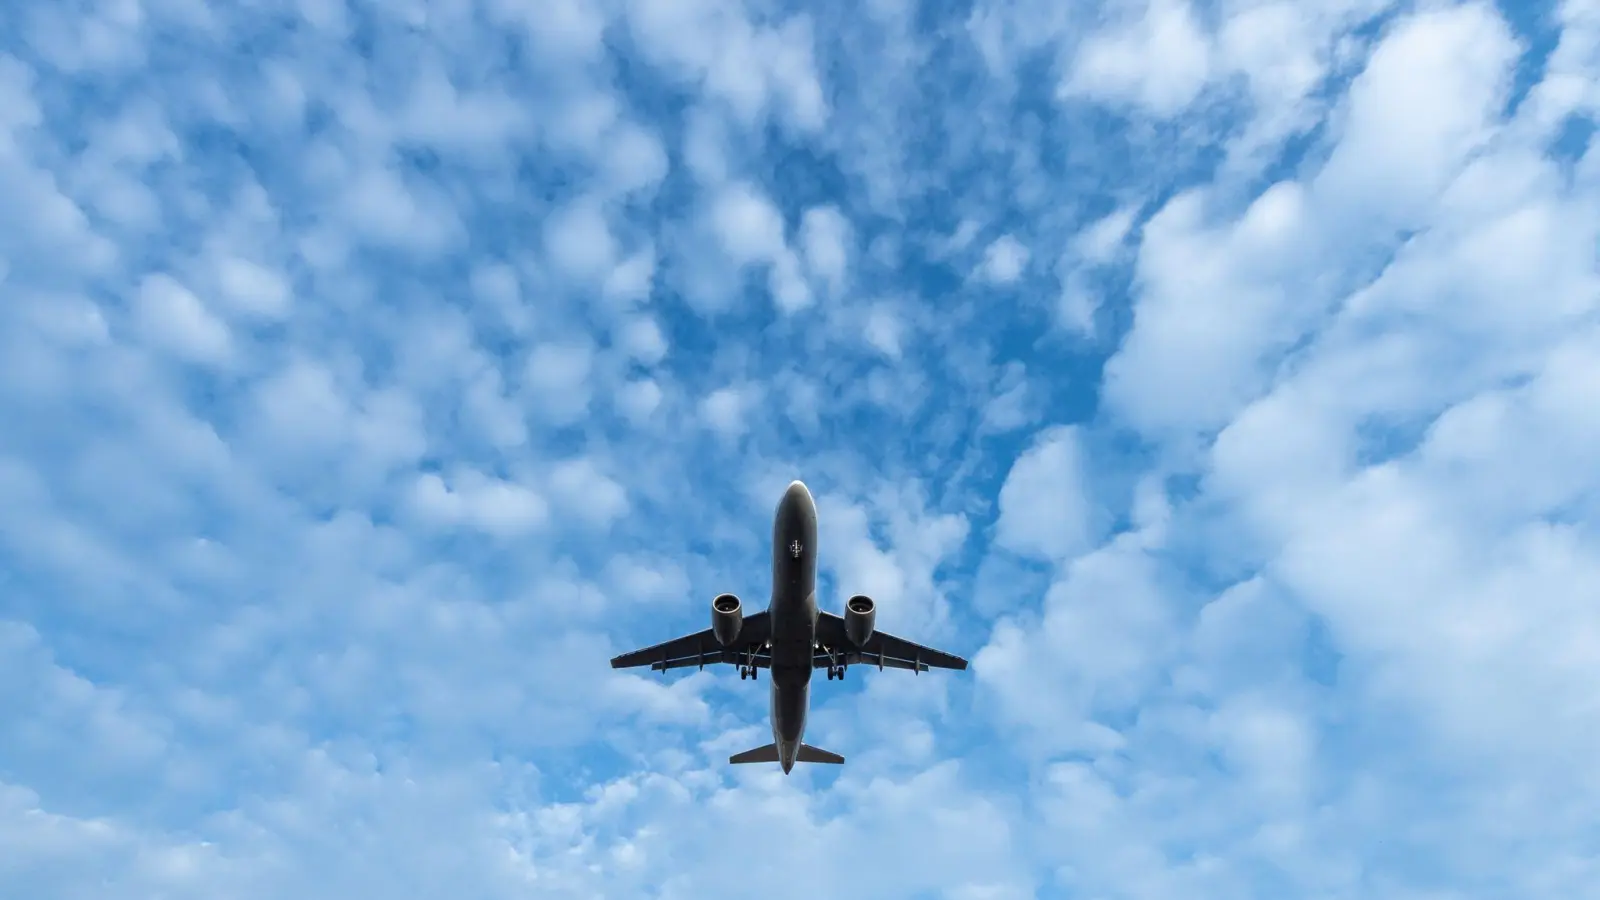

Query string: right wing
[610,611,771,672]
[814,612,969,672]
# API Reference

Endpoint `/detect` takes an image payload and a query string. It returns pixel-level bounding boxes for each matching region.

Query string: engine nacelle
[844,595,876,647]
[712,593,743,646]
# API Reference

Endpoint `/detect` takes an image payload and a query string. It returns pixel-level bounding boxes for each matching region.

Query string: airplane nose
[780,481,815,520]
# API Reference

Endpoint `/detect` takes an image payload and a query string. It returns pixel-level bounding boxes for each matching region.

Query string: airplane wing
[814,611,968,672]
[610,611,771,673]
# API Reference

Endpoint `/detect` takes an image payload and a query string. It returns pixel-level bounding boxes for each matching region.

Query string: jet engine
[844,595,876,646]
[712,593,743,646]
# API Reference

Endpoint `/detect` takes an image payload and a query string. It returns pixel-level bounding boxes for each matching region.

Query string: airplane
[609,480,968,773]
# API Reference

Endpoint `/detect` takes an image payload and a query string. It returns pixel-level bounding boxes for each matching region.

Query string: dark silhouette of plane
[610,480,968,772]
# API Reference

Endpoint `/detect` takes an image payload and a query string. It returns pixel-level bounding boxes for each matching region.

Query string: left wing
[610,611,770,672]
[814,611,968,672]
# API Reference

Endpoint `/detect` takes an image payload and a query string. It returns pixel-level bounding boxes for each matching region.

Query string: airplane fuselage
[767,480,819,773]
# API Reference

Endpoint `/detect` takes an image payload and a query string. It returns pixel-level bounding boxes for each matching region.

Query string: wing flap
[611,611,770,671]
[650,649,772,672]
[813,649,928,672]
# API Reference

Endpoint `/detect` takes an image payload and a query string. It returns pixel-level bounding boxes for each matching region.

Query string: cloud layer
[2,0,1597,897]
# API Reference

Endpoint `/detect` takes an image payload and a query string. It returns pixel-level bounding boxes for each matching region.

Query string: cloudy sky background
[2,0,1598,896]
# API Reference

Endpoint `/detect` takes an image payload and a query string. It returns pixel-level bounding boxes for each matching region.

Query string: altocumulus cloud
[1,0,1597,897]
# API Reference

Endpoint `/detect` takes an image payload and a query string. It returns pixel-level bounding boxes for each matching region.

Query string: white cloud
[710,181,786,265]
[1057,205,1138,336]
[133,274,232,365]
[0,56,41,133]
[625,0,828,133]
[994,425,1094,562]
[485,0,609,63]
[1064,0,1214,117]
[243,359,427,488]
[1103,3,1522,437]
[1209,0,1352,178]
[699,384,760,439]
[602,555,691,607]
[250,359,350,451]
[769,250,813,313]
[546,457,630,528]
[601,121,669,196]
[543,199,617,282]
[469,263,529,333]
[680,106,732,183]
[524,340,595,426]
[978,234,1029,283]
[1313,3,1521,230]
[800,204,852,297]
[862,303,903,359]
[0,780,236,897]
[1249,330,1600,763]
[544,89,622,157]
[1056,276,1099,337]
[409,470,548,537]
[781,375,821,432]
[614,315,668,365]
[976,530,1178,749]
[391,59,533,158]
[1074,205,1137,265]
[702,181,814,312]
[213,257,291,319]
[339,166,462,254]
[1208,694,1315,807]
[980,362,1036,433]
[602,245,657,307]
[615,378,663,423]
[463,369,528,449]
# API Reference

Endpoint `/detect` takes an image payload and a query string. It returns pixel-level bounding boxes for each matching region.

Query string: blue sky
[1,0,1598,896]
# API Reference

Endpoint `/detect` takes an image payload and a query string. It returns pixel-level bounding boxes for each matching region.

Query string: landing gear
[822,644,846,681]
[739,666,758,680]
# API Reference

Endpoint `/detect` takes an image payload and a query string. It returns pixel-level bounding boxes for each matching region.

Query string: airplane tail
[728,743,845,765]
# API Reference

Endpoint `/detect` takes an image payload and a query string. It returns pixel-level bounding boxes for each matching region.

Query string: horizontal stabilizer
[796,744,844,764]
[729,743,780,764]
[728,743,844,765]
